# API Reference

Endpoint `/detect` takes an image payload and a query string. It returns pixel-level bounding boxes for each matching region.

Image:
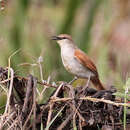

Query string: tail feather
[91,76,105,90]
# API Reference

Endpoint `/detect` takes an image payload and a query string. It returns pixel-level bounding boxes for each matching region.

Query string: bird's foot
[83,77,91,90]
[68,76,78,85]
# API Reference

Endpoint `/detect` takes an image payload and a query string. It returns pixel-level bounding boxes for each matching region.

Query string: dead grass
[0,67,130,130]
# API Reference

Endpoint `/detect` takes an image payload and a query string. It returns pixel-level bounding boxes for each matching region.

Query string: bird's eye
[61,37,66,40]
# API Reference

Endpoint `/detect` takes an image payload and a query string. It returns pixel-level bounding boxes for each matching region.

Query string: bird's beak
[51,36,61,40]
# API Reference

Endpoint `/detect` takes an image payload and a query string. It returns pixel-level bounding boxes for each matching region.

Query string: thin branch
[53,82,64,98]
[46,83,64,126]
[40,76,51,98]
[7,117,20,130]
[33,77,37,130]
[4,67,14,114]
[21,75,33,116]
[46,103,54,127]
[0,111,16,129]
[51,97,130,107]
[17,76,57,88]
[45,106,65,130]
[8,49,21,79]
[23,103,35,129]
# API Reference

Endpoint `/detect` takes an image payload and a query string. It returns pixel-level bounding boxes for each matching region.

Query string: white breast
[60,44,94,78]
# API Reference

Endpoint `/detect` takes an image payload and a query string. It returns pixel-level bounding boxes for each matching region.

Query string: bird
[52,34,105,90]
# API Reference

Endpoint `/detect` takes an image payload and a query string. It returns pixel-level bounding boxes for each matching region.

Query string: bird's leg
[68,76,78,85]
[85,75,91,88]
[81,75,91,97]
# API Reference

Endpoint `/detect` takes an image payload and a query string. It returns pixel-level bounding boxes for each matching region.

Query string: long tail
[91,76,105,90]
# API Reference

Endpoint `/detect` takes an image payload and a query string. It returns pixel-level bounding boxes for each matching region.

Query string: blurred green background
[0,0,130,107]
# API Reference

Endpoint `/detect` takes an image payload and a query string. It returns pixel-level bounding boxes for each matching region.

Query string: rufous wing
[74,49,98,76]
[74,49,105,90]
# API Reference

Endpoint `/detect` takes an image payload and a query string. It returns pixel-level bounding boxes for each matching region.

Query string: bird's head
[52,34,73,46]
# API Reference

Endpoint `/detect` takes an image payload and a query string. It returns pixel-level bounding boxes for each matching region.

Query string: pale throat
[60,42,75,57]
